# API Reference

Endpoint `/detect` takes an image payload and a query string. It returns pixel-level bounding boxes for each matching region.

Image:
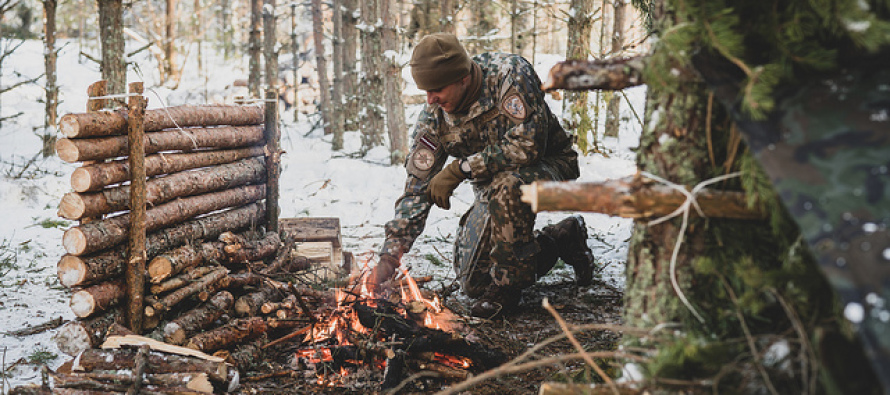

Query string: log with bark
[185,317,268,353]
[150,266,218,295]
[144,267,228,318]
[162,291,234,346]
[57,203,265,287]
[234,286,285,317]
[221,231,280,263]
[70,146,264,192]
[72,348,233,386]
[59,157,267,220]
[69,280,126,318]
[63,184,265,256]
[52,372,214,394]
[541,56,647,91]
[59,104,264,138]
[53,310,126,356]
[519,176,767,220]
[228,336,266,371]
[55,125,265,163]
[220,271,265,290]
[148,242,227,284]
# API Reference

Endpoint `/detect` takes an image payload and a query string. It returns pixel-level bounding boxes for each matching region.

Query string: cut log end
[53,320,92,356]
[148,256,174,284]
[163,322,187,346]
[55,138,81,163]
[70,167,96,192]
[59,114,80,138]
[70,290,96,318]
[58,255,87,288]
[62,227,88,256]
[58,192,86,220]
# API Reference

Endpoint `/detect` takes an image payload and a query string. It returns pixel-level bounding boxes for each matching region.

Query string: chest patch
[502,94,527,120]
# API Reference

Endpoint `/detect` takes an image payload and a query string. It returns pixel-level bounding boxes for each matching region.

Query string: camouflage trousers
[453,160,567,298]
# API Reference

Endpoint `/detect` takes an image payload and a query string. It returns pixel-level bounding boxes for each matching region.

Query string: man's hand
[427,159,467,210]
[370,254,400,289]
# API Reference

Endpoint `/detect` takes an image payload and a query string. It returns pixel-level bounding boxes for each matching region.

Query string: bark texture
[55,125,265,163]
[163,291,234,345]
[63,184,265,256]
[58,105,264,138]
[59,157,267,220]
[186,317,268,353]
[56,203,266,287]
[69,280,127,318]
[70,146,265,192]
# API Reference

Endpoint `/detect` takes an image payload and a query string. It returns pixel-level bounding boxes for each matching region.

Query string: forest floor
[236,274,625,394]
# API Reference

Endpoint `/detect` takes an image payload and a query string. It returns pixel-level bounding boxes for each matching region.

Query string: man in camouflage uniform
[371,33,596,318]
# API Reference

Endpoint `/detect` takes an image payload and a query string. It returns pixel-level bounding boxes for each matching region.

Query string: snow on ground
[0,39,642,390]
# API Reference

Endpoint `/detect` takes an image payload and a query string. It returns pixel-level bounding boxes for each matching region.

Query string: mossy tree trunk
[625,1,879,393]
[97,0,125,95]
[564,0,596,155]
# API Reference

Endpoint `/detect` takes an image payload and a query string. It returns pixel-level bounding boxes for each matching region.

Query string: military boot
[534,231,559,278]
[541,215,596,286]
[469,285,521,319]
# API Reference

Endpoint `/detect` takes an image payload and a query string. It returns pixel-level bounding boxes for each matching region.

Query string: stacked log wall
[54,83,286,363]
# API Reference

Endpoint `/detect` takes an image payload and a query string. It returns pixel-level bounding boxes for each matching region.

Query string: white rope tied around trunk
[640,170,743,325]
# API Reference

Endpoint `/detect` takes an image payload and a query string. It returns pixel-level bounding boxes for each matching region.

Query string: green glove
[428,159,467,210]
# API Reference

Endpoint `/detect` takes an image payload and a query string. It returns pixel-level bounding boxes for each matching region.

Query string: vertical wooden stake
[264,88,280,233]
[126,82,147,334]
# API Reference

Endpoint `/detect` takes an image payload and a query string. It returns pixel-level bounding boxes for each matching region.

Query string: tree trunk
[186,317,267,353]
[360,0,385,154]
[438,0,455,34]
[603,0,625,138]
[97,0,125,94]
[57,203,265,287]
[55,125,265,163]
[509,0,529,58]
[263,0,277,88]
[330,0,344,150]
[70,146,264,193]
[73,348,231,384]
[310,0,332,135]
[163,0,179,86]
[59,157,267,220]
[564,0,596,155]
[42,0,58,157]
[63,184,265,256]
[144,267,228,317]
[222,231,281,263]
[59,104,263,138]
[382,0,407,165]
[341,0,359,131]
[248,0,261,98]
[163,291,234,345]
[70,280,127,318]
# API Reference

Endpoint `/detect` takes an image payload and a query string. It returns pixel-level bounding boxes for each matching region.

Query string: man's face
[425,76,469,113]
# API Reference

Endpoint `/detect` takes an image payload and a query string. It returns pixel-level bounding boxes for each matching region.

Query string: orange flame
[433,352,472,369]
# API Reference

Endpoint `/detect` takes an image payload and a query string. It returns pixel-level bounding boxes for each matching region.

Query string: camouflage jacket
[381,52,579,259]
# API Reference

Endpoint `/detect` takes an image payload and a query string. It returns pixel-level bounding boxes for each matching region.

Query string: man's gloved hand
[370,254,400,289]
[428,159,467,210]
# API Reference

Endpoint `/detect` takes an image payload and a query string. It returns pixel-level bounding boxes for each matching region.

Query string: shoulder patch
[502,93,527,120]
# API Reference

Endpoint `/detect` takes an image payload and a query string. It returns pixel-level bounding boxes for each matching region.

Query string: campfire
[286,265,505,390]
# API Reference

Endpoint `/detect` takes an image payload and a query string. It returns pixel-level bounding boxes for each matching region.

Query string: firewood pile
[15,81,505,394]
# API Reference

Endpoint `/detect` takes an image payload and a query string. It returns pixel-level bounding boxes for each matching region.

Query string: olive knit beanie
[410,33,472,91]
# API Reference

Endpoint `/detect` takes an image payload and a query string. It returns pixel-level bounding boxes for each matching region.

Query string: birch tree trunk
[97,0,125,95]
[360,0,385,154]
[509,0,530,58]
[382,0,406,165]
